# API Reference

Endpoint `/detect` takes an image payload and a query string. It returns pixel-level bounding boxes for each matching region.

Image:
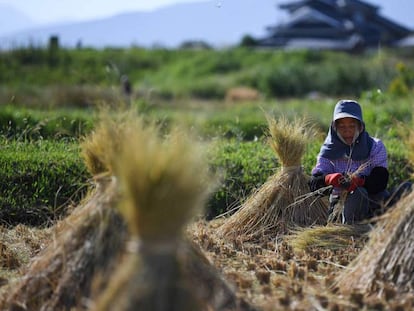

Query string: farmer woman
[309,99,391,224]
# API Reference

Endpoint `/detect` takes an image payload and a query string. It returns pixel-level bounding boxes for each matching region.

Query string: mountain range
[0,0,412,49]
[0,0,282,49]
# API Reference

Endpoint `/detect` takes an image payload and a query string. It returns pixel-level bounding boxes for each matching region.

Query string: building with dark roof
[257,0,412,51]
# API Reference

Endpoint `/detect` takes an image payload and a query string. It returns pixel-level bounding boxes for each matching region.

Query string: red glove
[324,173,343,188]
[347,176,365,192]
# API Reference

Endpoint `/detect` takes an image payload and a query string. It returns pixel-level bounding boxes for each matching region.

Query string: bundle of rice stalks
[286,224,371,253]
[92,120,251,311]
[335,189,414,295]
[0,112,136,310]
[218,116,327,241]
[0,175,125,311]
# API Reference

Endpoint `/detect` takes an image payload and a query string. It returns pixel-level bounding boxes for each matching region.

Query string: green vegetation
[1,47,414,226]
[0,105,95,140]
[2,47,414,105]
[0,139,88,226]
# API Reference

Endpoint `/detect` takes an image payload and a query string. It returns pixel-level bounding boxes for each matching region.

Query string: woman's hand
[325,173,365,192]
[324,173,344,188]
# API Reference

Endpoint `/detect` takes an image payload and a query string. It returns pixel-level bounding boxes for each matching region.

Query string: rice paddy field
[0,101,413,310]
[1,47,414,310]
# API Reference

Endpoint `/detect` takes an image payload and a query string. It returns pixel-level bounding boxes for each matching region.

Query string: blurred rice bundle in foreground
[92,112,251,311]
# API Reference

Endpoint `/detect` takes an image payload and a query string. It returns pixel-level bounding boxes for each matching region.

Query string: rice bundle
[80,109,129,177]
[286,224,370,253]
[335,189,414,295]
[218,116,328,241]
[92,120,249,311]
[0,175,125,310]
[0,112,132,310]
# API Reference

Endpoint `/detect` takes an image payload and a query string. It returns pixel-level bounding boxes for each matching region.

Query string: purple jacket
[312,100,387,177]
[311,137,388,176]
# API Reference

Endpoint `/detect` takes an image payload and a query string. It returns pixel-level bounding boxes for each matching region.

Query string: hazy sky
[0,0,211,24]
[0,0,412,28]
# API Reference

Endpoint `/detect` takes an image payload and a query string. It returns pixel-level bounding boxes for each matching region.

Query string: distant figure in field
[120,75,132,104]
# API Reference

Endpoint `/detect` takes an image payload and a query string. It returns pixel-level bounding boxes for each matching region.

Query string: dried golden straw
[0,175,124,311]
[0,111,136,310]
[218,116,327,242]
[80,109,133,176]
[326,161,373,224]
[287,223,370,253]
[335,189,414,295]
[93,116,248,311]
[113,124,212,241]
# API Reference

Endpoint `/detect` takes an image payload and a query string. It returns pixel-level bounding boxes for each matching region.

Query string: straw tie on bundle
[219,116,328,242]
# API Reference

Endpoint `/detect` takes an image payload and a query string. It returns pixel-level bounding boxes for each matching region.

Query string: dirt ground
[1,218,413,310]
[188,218,414,311]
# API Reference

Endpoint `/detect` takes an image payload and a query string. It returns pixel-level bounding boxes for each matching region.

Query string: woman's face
[335,117,361,145]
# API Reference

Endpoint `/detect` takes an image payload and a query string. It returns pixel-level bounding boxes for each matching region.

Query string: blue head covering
[318,100,373,160]
[332,99,363,122]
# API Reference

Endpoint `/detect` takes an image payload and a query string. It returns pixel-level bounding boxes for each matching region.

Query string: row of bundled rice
[0,111,250,311]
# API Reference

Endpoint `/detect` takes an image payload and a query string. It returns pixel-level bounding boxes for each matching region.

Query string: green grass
[0,105,95,140]
[0,139,88,226]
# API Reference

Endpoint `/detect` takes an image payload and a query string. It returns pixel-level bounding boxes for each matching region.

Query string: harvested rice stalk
[336,189,414,295]
[327,162,373,224]
[286,224,371,253]
[92,121,251,311]
[0,224,52,289]
[218,116,328,241]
